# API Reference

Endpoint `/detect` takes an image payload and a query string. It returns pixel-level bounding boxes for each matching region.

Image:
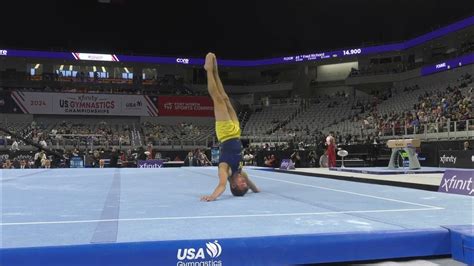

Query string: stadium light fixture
[124,67,130,73]
[102,66,107,73]
[59,65,64,71]
[34,64,40,69]
[93,66,97,72]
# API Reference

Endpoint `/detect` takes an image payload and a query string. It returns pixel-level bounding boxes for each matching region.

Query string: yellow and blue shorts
[216,120,242,175]
[215,120,241,143]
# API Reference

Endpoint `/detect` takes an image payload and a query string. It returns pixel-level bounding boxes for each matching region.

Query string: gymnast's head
[229,172,248,196]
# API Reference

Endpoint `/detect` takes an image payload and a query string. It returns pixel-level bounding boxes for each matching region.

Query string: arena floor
[1,167,473,265]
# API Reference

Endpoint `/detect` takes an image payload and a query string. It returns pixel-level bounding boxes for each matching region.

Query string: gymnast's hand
[202,170,227,202]
[201,195,217,202]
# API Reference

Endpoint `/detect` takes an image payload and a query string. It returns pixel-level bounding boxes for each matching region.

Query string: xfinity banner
[438,150,474,169]
[10,91,158,116]
[137,160,164,168]
[438,169,473,196]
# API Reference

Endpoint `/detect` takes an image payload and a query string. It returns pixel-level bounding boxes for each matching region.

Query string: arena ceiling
[1,0,473,59]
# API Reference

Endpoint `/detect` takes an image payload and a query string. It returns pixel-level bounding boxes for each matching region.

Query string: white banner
[10,91,158,116]
[72,52,119,62]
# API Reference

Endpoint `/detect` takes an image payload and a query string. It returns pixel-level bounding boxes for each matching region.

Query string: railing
[47,134,131,151]
[145,137,215,150]
[1,135,216,152]
[131,124,142,148]
[241,119,474,146]
[242,134,292,146]
[376,119,474,140]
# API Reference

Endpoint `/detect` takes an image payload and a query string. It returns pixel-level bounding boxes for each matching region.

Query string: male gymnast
[201,53,260,201]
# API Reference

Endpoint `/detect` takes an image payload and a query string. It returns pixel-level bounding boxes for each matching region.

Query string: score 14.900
[343,49,362,56]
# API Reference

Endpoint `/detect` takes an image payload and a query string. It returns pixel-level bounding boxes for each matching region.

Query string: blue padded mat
[1,167,472,265]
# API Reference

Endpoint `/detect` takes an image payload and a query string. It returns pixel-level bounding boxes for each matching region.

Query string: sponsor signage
[158,96,214,117]
[439,154,457,165]
[279,159,295,170]
[72,52,119,62]
[436,62,447,69]
[421,53,474,76]
[438,169,473,196]
[9,92,158,116]
[176,58,190,64]
[177,240,223,266]
[438,150,474,169]
[0,49,7,55]
[137,160,164,168]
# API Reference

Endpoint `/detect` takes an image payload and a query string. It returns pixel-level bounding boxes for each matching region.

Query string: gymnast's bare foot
[204,52,215,72]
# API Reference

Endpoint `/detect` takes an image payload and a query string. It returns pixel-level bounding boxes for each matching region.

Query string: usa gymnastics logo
[206,241,222,258]
[177,240,223,266]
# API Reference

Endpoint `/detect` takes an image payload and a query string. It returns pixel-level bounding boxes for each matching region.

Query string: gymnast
[201,53,260,201]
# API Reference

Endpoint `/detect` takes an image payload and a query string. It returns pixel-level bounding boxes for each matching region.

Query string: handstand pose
[201,53,260,201]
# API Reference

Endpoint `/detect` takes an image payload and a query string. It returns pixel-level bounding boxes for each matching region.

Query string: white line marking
[1,207,441,226]
[249,173,443,210]
[1,170,52,181]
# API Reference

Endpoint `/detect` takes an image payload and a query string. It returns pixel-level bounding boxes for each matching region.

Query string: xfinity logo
[440,175,474,195]
[138,163,162,168]
[177,240,223,266]
[0,50,7,56]
[77,95,98,102]
[439,155,456,164]
[176,58,190,64]
[435,62,446,69]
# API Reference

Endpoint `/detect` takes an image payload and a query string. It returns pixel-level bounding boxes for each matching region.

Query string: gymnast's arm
[242,171,260,193]
[201,165,229,201]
